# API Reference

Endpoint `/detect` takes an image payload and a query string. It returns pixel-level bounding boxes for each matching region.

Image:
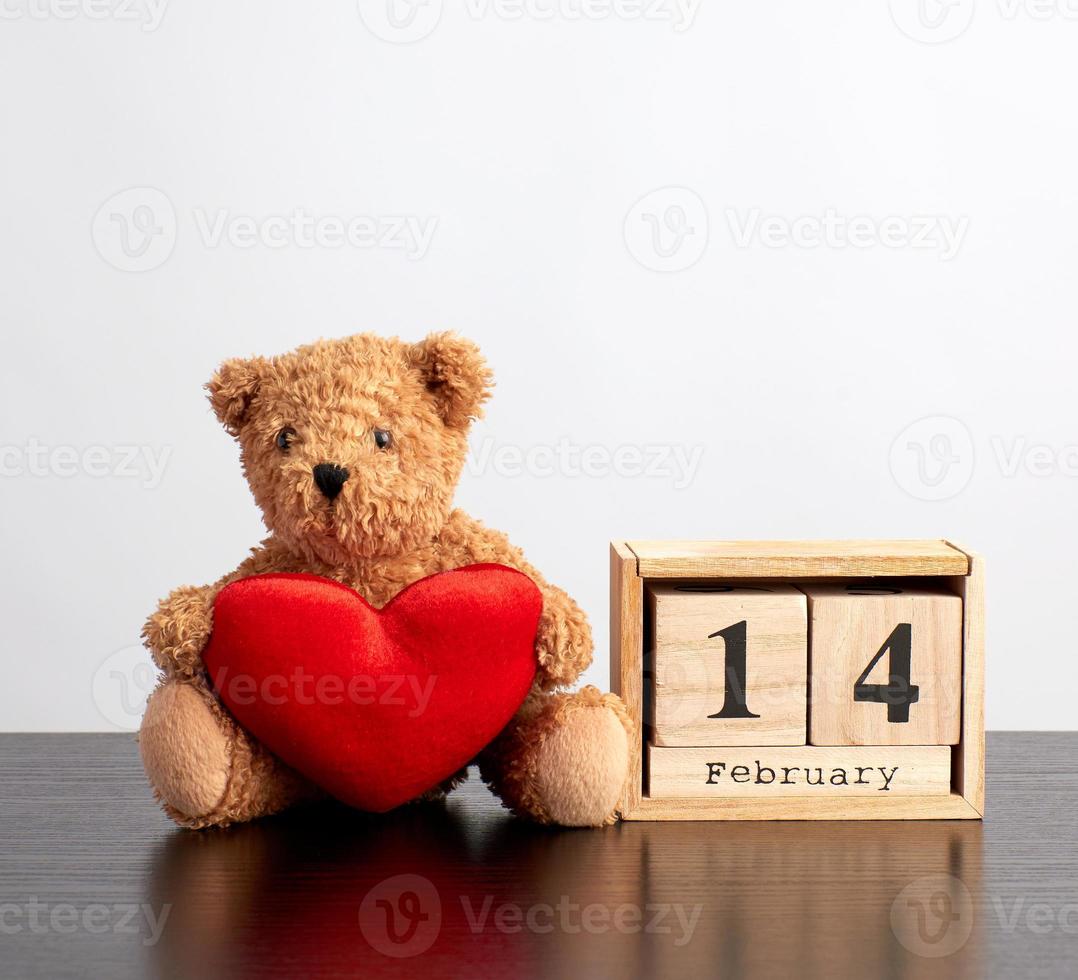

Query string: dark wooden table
[1,733,1076,979]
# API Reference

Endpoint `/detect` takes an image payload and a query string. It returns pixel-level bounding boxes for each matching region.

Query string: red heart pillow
[202,564,542,812]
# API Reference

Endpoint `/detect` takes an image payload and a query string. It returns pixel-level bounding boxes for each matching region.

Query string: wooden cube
[648,582,807,746]
[804,583,962,746]
[611,540,984,821]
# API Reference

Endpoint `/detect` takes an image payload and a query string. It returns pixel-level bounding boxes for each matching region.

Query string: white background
[1,0,1075,731]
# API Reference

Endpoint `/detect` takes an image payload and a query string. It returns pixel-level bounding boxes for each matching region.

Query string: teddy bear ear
[408,332,494,428]
[205,356,269,436]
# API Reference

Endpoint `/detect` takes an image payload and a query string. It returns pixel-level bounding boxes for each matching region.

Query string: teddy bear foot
[532,690,632,826]
[481,687,634,827]
[140,680,232,824]
[140,677,319,829]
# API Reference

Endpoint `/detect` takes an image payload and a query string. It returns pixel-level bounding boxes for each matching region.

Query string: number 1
[707,620,760,720]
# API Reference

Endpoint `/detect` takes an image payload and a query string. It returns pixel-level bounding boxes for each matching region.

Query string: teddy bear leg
[139,676,320,829]
[479,686,634,827]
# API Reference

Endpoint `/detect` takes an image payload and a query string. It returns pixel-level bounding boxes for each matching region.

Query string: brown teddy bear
[139,332,633,829]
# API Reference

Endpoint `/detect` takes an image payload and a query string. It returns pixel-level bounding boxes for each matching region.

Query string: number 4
[853,623,920,723]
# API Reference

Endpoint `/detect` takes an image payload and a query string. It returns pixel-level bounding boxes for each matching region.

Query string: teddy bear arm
[531,583,593,690]
[142,584,218,678]
[141,547,283,677]
[441,512,594,689]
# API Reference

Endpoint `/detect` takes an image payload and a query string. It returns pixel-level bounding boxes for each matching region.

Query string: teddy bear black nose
[312,463,349,500]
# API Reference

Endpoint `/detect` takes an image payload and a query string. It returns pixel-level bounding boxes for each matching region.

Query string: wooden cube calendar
[647,583,807,746]
[611,540,984,821]
[804,583,962,746]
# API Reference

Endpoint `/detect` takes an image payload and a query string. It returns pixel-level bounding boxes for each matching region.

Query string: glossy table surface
[1,732,1076,979]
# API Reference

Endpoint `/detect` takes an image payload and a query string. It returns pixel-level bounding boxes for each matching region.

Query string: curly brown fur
[140,331,630,828]
[140,676,323,829]
[479,687,635,827]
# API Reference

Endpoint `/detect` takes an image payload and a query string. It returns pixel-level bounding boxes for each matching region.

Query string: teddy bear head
[206,332,492,565]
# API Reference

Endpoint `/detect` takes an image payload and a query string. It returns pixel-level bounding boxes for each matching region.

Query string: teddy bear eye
[373,428,392,450]
[275,427,296,452]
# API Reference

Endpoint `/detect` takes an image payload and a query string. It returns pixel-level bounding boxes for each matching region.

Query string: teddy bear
[139,331,634,829]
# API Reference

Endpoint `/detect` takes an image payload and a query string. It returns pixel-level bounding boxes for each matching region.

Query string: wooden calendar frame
[610,540,985,821]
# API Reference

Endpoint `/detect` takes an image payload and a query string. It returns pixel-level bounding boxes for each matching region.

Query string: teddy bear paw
[142,585,217,678]
[532,689,633,827]
[139,680,232,823]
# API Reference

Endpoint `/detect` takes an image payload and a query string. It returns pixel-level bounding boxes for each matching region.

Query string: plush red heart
[202,565,541,812]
